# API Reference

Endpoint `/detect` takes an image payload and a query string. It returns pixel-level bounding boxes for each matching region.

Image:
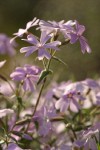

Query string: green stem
[32,78,46,116]
[70,125,77,140]
[42,58,47,70]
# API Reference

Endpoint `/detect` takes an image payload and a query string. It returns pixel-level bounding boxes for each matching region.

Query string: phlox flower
[33,106,57,136]
[44,145,71,150]
[20,31,61,60]
[11,17,39,42]
[55,81,86,112]
[45,81,72,102]
[0,34,17,56]
[45,81,86,112]
[39,20,75,37]
[74,122,100,150]
[10,64,41,91]
[59,145,72,150]
[7,143,23,150]
[96,92,100,105]
[69,20,91,53]
[0,81,15,96]
[82,78,100,90]
[81,78,100,108]
[56,89,85,112]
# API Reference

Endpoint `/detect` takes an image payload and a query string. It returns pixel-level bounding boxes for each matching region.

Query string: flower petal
[40,31,51,44]
[38,48,51,60]
[13,28,26,37]
[75,20,85,35]
[8,143,23,150]
[70,33,78,44]
[20,46,37,56]
[79,36,91,53]
[44,41,61,50]
[27,34,39,45]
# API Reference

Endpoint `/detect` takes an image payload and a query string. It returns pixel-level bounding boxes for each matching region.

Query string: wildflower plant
[0,17,99,150]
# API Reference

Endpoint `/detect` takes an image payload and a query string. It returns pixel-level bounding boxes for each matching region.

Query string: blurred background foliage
[0,0,100,82]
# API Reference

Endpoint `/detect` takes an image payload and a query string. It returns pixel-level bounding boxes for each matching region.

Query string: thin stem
[32,78,46,116]
[42,58,47,70]
[70,125,77,140]
[46,50,56,70]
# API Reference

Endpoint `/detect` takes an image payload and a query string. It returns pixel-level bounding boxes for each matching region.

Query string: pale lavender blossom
[0,34,17,56]
[20,31,61,60]
[11,17,39,42]
[44,145,71,150]
[60,145,72,150]
[81,79,100,107]
[96,92,100,105]
[82,78,100,89]
[74,123,100,150]
[39,20,75,37]
[33,106,57,136]
[56,89,85,112]
[10,64,41,91]
[0,81,15,96]
[7,143,23,150]
[69,20,91,53]
[8,114,28,141]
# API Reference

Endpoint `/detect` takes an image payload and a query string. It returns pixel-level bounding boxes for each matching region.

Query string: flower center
[37,43,43,48]
[67,93,73,98]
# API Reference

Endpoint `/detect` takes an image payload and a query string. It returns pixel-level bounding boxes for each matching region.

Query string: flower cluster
[0,17,99,150]
[11,18,91,60]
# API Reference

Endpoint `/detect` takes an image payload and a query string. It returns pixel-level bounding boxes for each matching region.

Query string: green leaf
[37,69,53,85]
[97,143,100,150]
[11,131,22,137]
[17,97,25,108]
[0,128,5,137]
[17,97,22,105]
[0,128,6,142]
[52,56,68,67]
[18,138,31,149]
[34,121,39,130]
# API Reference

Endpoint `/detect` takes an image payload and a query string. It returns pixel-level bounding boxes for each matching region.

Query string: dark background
[0,0,100,81]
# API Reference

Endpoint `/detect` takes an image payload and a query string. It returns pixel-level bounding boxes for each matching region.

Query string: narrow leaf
[52,56,68,67]
[11,131,22,137]
[37,69,53,85]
